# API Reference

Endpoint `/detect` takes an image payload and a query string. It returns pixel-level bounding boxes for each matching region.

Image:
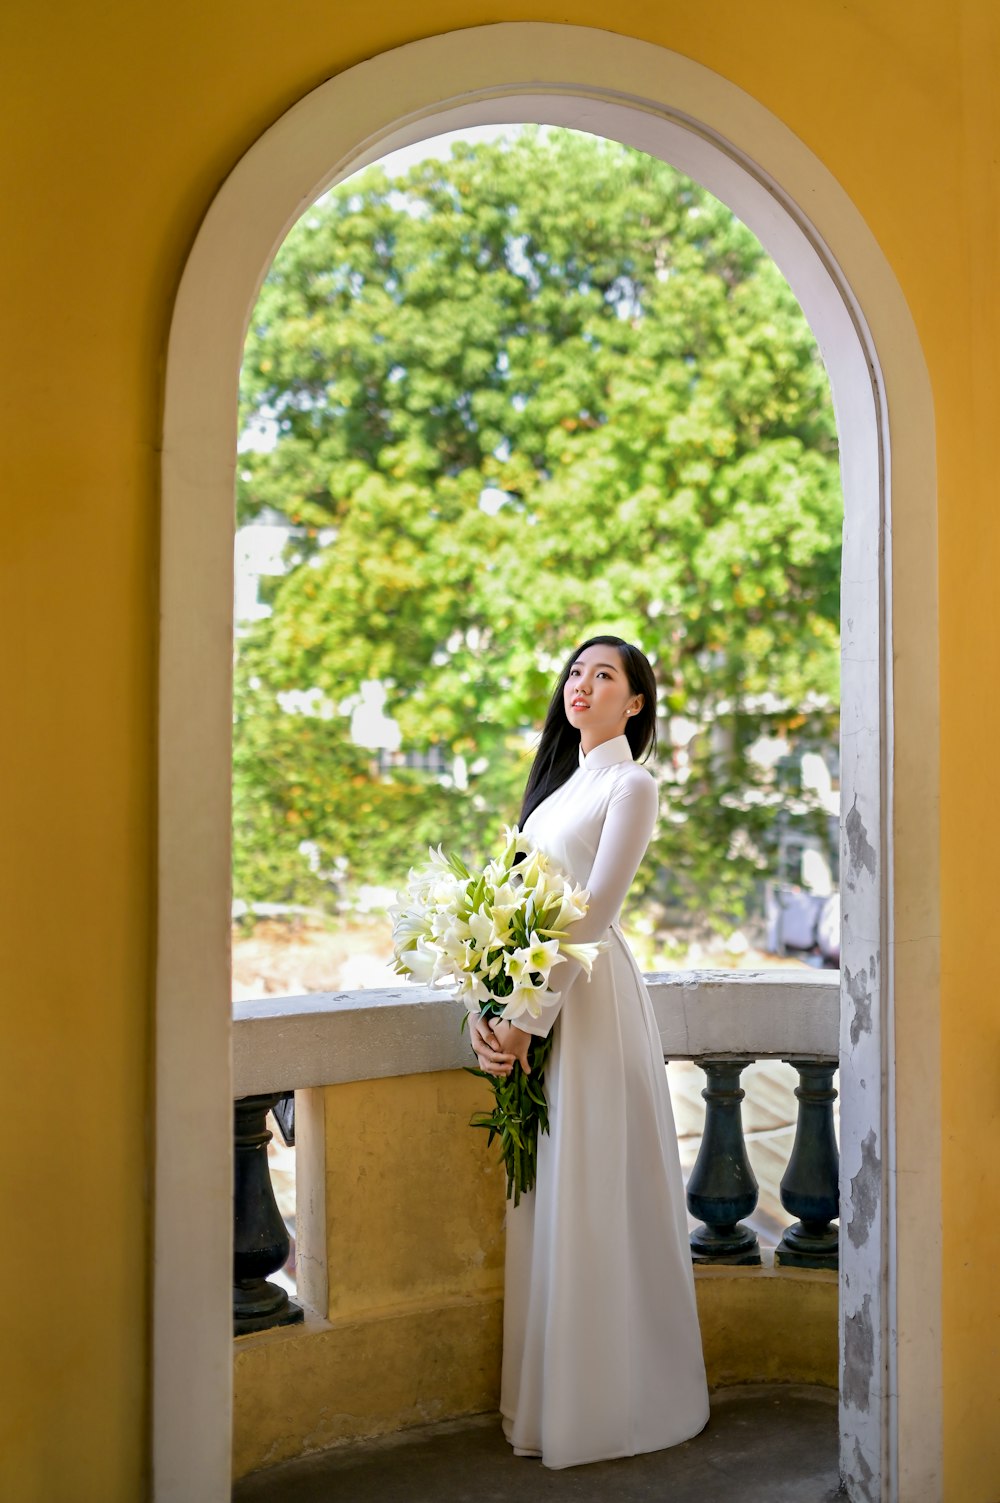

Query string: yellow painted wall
[235,1071,507,1479]
[2,1,998,1498]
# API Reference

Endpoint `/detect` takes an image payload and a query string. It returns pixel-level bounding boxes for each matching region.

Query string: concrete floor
[233,1385,844,1503]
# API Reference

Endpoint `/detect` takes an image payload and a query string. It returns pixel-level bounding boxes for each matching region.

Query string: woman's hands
[494,1019,532,1074]
[469,1013,532,1077]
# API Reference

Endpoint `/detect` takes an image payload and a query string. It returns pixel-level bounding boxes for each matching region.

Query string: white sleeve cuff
[507,959,585,1038]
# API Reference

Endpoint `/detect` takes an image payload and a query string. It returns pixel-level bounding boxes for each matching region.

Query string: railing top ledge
[232,968,839,1098]
[648,966,836,995]
[233,983,442,1024]
[649,967,837,1064]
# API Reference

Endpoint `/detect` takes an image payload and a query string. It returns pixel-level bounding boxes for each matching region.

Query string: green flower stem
[465,1008,554,1205]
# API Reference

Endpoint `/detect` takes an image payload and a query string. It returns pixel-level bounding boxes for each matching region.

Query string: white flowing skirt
[500,928,710,1468]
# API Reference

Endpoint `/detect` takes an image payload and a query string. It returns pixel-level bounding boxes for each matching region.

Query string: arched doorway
[156,25,940,1501]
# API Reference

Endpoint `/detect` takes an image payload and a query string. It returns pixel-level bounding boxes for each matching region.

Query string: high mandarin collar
[578,734,635,770]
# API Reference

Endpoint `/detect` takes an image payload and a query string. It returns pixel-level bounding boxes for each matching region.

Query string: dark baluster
[686,1057,761,1266]
[272,1090,295,1147]
[775,1059,839,1269]
[233,1093,304,1336]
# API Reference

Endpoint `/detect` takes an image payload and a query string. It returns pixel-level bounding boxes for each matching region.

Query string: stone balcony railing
[230,970,839,1484]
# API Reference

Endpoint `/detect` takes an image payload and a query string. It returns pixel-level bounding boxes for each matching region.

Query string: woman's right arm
[510,767,658,1039]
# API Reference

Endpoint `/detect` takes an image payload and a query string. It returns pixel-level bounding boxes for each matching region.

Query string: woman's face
[562,644,643,746]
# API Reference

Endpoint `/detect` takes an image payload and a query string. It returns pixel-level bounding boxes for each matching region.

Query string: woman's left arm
[501,768,658,1042]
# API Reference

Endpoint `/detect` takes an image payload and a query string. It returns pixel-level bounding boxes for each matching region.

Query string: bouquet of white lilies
[390,826,602,1202]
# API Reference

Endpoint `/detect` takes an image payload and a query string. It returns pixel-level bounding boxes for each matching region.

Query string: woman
[470,634,710,1469]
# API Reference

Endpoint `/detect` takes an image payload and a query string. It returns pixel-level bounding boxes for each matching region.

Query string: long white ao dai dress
[499,734,710,1467]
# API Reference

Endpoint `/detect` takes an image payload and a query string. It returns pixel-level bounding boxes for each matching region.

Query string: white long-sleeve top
[514,733,658,1038]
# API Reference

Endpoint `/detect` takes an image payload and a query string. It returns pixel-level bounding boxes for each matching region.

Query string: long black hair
[519,635,658,826]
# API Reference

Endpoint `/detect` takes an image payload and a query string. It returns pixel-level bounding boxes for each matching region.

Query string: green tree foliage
[235,128,841,926]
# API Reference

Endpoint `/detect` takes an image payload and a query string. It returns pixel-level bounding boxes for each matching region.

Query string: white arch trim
[157,25,940,1503]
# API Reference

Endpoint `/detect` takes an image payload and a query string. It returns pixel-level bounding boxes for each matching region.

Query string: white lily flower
[499,825,532,866]
[482,857,510,887]
[548,880,590,932]
[489,881,520,910]
[514,846,552,892]
[456,971,491,1009]
[432,950,461,987]
[429,875,464,909]
[489,914,515,947]
[508,933,565,986]
[440,917,473,954]
[455,939,473,973]
[506,950,531,986]
[560,939,605,975]
[398,937,439,983]
[489,891,521,937]
[482,949,506,980]
[390,906,431,946]
[428,908,453,941]
[467,906,494,950]
[501,978,559,1022]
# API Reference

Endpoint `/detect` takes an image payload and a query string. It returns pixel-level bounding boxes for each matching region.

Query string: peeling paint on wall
[847,1130,881,1249]
[846,964,873,1046]
[843,1290,874,1412]
[852,1436,876,1501]
[845,797,877,886]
